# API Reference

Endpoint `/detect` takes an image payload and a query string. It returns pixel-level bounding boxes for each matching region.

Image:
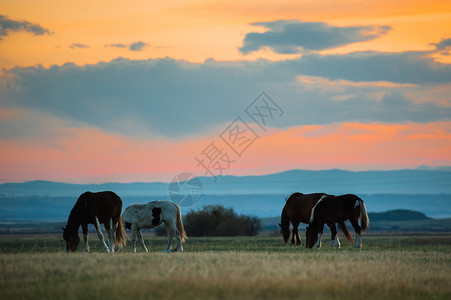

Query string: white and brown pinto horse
[306,194,369,249]
[62,191,126,253]
[122,200,187,252]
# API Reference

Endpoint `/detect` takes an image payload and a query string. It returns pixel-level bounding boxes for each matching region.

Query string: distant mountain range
[1,168,451,220]
[1,168,451,196]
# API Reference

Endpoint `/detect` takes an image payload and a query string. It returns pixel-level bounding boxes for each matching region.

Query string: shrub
[184,205,260,236]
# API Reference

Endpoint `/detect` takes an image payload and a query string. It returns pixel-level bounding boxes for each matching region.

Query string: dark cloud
[283,90,451,126]
[104,41,148,51]
[432,38,451,51]
[432,38,451,55]
[105,43,127,48]
[283,51,451,85]
[240,20,391,54]
[0,50,449,139]
[69,43,89,49]
[129,41,147,51]
[0,15,52,40]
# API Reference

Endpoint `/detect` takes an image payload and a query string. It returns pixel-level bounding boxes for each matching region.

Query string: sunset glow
[0,0,450,183]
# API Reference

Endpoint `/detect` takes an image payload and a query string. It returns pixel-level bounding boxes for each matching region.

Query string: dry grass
[0,236,450,299]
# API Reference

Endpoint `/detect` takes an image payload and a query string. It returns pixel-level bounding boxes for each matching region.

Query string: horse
[62,191,126,253]
[305,194,369,249]
[279,192,353,248]
[122,200,187,252]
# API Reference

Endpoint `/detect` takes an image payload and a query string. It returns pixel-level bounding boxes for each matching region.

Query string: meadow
[1,234,450,300]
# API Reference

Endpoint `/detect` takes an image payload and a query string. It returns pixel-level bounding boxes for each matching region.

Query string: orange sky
[0,0,450,183]
[1,121,450,183]
[1,0,450,68]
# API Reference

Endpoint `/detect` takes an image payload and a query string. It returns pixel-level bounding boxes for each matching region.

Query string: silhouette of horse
[306,194,369,248]
[62,191,126,253]
[122,200,187,252]
[280,192,353,247]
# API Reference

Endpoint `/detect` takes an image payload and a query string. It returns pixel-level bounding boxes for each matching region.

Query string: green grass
[1,235,450,299]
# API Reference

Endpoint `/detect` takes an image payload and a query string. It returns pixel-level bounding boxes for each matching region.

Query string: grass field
[1,234,450,299]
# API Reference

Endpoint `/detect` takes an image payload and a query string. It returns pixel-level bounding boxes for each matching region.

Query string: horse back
[123,201,168,229]
[314,194,362,223]
[79,191,122,225]
[285,193,326,224]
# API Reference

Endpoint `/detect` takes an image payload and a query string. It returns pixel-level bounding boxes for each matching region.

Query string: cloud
[283,51,451,85]
[0,15,53,40]
[129,41,148,51]
[105,41,148,51]
[240,20,391,54]
[432,38,451,51]
[432,38,451,56]
[105,43,127,48]
[0,50,450,140]
[70,43,89,49]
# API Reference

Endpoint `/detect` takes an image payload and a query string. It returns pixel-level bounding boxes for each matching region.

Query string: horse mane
[285,192,303,202]
[66,194,87,232]
[280,204,290,230]
[309,194,329,223]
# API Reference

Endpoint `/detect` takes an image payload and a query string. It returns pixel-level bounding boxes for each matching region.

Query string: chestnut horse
[306,194,369,248]
[62,191,126,253]
[279,192,353,247]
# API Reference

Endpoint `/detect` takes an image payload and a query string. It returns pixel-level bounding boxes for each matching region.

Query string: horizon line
[1,165,450,185]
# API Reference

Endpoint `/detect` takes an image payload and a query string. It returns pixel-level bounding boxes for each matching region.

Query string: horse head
[279,223,290,244]
[305,224,318,248]
[62,226,80,252]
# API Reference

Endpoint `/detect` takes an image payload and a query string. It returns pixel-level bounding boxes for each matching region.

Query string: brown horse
[305,194,369,248]
[62,191,126,253]
[279,192,353,247]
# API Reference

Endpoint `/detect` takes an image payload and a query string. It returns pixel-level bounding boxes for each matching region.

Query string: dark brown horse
[279,192,353,247]
[306,194,369,248]
[62,191,126,253]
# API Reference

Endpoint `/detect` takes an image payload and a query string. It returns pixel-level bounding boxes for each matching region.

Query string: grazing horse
[279,192,353,247]
[62,191,126,253]
[306,194,369,249]
[122,200,187,252]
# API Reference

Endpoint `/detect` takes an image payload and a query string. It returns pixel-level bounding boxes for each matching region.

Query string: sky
[0,0,450,183]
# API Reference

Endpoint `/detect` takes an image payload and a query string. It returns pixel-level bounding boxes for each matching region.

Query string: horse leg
[95,216,110,253]
[104,219,115,253]
[291,227,296,245]
[328,223,340,248]
[163,221,175,252]
[130,226,137,253]
[293,221,301,246]
[349,218,362,248]
[81,224,89,252]
[137,229,148,252]
[170,222,183,252]
[316,224,324,249]
[296,228,302,246]
[110,221,118,253]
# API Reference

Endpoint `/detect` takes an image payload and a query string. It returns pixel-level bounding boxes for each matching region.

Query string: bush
[184,205,260,236]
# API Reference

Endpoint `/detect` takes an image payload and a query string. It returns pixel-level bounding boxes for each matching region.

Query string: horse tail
[175,204,187,243]
[359,200,370,233]
[115,215,127,249]
[337,221,353,244]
